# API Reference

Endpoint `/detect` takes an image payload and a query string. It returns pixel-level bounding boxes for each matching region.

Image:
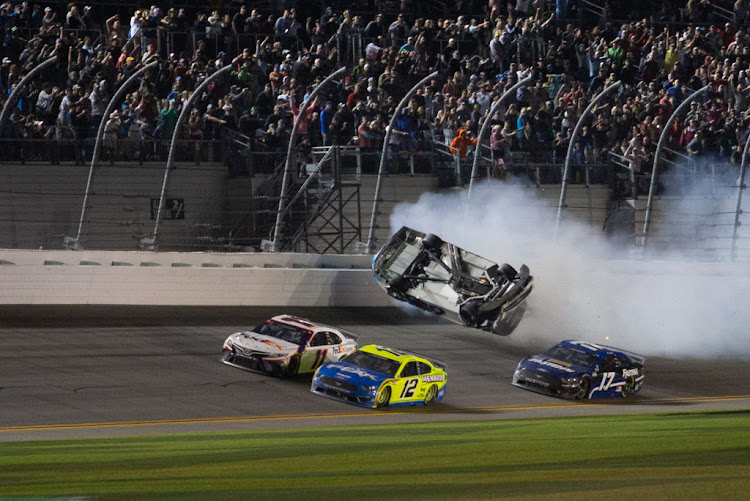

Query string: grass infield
[1,410,749,500]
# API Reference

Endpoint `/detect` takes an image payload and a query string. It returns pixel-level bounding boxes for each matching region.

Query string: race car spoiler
[499,265,534,315]
[601,346,645,365]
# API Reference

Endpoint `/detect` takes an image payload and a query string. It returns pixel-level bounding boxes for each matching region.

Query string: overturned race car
[372,226,533,336]
[512,340,645,400]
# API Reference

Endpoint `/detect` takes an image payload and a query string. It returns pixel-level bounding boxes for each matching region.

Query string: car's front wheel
[490,303,526,336]
[575,375,591,400]
[375,385,391,408]
[424,385,438,406]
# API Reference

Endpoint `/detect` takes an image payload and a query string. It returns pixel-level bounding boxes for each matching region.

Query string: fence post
[468,75,532,200]
[731,129,750,261]
[141,64,233,251]
[556,80,621,237]
[642,84,709,249]
[363,71,438,253]
[0,56,58,137]
[65,61,159,249]
[269,66,346,251]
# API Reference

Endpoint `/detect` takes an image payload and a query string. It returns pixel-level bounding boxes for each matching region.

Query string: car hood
[316,361,390,386]
[226,331,299,355]
[518,355,592,378]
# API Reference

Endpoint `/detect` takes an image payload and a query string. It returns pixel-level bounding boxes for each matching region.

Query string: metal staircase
[279,146,363,254]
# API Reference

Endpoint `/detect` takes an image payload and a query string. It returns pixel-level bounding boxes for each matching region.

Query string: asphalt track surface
[2,306,749,442]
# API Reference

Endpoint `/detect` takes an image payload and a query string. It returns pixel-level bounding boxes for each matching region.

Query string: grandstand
[1,0,749,260]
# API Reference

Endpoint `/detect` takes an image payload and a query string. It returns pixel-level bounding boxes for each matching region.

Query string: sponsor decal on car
[622,368,639,378]
[239,334,285,352]
[533,358,576,373]
[326,364,380,380]
[421,374,445,383]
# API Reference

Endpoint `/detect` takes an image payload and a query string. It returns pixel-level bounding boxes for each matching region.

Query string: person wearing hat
[103,111,122,165]
[388,13,407,46]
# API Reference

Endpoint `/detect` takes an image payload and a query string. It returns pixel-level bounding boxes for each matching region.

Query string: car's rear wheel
[499,263,518,281]
[621,377,635,398]
[424,385,438,406]
[285,355,300,377]
[375,385,391,408]
[575,375,591,400]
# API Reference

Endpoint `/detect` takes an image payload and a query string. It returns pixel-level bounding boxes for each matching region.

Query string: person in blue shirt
[319,101,334,145]
[665,79,683,107]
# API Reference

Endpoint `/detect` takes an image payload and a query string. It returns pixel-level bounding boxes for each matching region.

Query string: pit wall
[0,250,390,306]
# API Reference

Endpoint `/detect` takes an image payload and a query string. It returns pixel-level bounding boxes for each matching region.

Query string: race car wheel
[575,375,591,400]
[490,303,526,336]
[375,385,391,408]
[285,355,300,377]
[424,385,438,406]
[621,377,635,398]
[422,234,443,253]
[459,300,481,327]
[499,263,518,281]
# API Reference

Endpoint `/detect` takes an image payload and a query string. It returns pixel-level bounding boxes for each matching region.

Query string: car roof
[560,340,644,363]
[360,344,421,364]
[270,314,340,334]
[360,344,445,368]
[560,340,607,354]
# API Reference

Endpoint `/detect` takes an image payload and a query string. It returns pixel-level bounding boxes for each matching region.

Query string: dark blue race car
[512,340,645,400]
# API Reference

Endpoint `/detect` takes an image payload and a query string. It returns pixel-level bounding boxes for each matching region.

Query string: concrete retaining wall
[0,250,388,306]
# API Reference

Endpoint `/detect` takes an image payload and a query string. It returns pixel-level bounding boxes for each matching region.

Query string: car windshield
[251,321,311,346]
[542,344,600,369]
[343,351,401,377]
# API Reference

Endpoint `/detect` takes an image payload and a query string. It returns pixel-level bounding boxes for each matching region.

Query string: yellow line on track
[2,395,749,433]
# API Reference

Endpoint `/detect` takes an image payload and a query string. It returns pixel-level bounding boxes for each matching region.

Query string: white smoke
[389,178,750,358]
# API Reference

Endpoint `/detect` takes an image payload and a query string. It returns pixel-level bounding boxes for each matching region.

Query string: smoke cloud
[389,178,750,358]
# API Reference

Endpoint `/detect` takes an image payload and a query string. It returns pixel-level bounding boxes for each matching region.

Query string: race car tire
[621,377,635,398]
[285,355,300,377]
[422,234,443,253]
[424,385,438,406]
[375,385,391,408]
[490,303,526,336]
[459,300,481,327]
[499,263,518,281]
[575,375,591,400]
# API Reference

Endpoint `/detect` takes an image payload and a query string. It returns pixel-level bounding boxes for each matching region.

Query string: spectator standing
[102,111,122,165]
[687,131,704,171]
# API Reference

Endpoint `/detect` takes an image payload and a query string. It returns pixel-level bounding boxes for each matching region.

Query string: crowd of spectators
[1,1,750,185]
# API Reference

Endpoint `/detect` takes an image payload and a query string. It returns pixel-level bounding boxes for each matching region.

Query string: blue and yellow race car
[512,340,645,400]
[311,344,447,408]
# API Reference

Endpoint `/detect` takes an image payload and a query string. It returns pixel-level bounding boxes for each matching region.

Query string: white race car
[372,227,533,336]
[221,315,359,377]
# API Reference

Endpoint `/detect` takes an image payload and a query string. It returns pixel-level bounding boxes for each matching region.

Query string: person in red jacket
[450,128,477,158]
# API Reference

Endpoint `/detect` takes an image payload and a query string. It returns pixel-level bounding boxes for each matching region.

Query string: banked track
[1,306,749,442]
